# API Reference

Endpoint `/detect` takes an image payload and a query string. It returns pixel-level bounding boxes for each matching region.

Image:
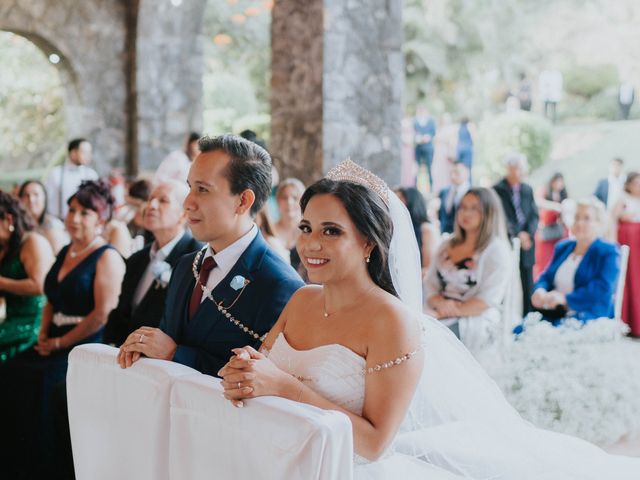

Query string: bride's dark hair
[300,178,397,297]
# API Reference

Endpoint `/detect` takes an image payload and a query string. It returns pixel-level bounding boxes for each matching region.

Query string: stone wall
[323,0,403,186]
[136,0,206,173]
[271,0,403,186]
[0,0,206,176]
[0,0,129,174]
[2,0,403,182]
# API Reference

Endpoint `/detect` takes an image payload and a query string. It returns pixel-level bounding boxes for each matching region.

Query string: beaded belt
[52,312,83,327]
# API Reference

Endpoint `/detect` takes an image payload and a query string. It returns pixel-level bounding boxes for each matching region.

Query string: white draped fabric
[67,344,195,480]
[67,344,354,480]
[170,374,353,480]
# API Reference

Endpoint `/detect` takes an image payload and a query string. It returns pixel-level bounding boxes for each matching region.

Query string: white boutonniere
[230,275,249,291]
[151,260,172,289]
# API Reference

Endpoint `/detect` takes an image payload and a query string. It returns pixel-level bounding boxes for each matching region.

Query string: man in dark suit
[594,157,624,207]
[493,153,539,316]
[438,161,470,234]
[118,135,304,376]
[103,180,202,346]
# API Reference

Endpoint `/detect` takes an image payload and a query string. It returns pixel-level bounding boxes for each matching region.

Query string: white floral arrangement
[150,260,172,289]
[481,314,640,446]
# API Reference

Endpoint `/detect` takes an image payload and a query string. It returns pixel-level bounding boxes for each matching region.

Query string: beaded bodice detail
[269,333,366,415]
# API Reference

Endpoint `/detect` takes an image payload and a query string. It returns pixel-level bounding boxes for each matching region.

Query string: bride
[219,160,639,479]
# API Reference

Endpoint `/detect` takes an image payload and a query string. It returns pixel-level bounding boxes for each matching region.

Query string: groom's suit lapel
[189,233,267,332]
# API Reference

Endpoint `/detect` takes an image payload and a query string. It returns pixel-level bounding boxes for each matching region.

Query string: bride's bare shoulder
[286,285,322,307]
[368,293,422,340]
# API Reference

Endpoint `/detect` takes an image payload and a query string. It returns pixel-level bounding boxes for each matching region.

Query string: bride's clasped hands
[219,345,299,407]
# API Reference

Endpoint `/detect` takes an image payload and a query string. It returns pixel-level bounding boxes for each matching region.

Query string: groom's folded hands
[117,326,178,368]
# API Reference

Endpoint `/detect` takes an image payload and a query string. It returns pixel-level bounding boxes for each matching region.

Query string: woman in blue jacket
[532,197,620,323]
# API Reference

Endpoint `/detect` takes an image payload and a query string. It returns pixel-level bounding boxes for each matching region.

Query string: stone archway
[0,0,129,173]
[0,30,69,174]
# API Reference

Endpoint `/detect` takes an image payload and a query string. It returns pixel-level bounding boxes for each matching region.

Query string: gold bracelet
[55,338,61,350]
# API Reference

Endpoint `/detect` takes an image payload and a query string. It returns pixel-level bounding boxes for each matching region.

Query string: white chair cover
[169,374,354,480]
[67,344,196,480]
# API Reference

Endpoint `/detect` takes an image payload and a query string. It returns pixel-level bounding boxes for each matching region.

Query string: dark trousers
[415,144,434,188]
[619,103,632,120]
[520,262,534,316]
[544,101,557,123]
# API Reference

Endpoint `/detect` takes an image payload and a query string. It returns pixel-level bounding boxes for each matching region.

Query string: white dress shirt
[45,162,99,219]
[132,230,186,308]
[201,225,258,301]
[607,174,624,209]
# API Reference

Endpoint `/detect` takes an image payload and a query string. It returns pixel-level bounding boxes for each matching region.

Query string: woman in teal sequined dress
[0,191,54,362]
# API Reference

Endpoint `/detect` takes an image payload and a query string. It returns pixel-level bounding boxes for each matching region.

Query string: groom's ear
[236,189,256,216]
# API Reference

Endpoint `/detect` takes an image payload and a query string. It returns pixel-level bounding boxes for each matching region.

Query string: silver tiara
[326,159,389,205]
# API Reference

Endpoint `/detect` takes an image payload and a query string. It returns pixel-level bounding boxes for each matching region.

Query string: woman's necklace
[323,285,376,318]
[69,236,100,258]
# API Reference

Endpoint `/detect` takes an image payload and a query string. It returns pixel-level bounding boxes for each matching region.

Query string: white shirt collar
[203,224,258,273]
[150,230,186,262]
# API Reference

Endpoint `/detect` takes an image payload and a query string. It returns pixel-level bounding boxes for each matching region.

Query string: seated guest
[395,186,439,274]
[532,197,620,323]
[273,177,305,251]
[155,131,201,184]
[114,178,153,244]
[255,207,291,264]
[0,192,54,362]
[1,180,125,477]
[438,161,470,234]
[104,216,134,258]
[103,180,202,346]
[18,180,67,254]
[425,187,511,355]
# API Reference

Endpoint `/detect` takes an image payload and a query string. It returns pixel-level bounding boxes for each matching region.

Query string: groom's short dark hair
[198,134,272,216]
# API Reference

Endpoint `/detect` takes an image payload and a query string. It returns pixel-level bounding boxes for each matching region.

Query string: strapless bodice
[268,332,366,415]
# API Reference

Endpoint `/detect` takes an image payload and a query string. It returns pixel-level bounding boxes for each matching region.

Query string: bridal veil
[386,189,639,479]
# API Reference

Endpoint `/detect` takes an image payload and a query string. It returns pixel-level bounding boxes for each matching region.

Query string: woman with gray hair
[531,197,620,323]
[424,187,511,355]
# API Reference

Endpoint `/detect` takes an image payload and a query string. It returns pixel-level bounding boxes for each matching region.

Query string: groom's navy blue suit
[160,231,304,376]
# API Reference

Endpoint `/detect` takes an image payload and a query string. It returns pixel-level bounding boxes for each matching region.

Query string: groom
[118,134,304,376]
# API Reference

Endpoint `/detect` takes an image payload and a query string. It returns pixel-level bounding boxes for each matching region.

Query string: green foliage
[477,111,553,180]
[0,32,66,176]
[558,88,620,123]
[563,64,619,99]
[202,1,271,138]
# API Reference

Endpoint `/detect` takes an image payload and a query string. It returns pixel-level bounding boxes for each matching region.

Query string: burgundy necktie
[188,256,216,319]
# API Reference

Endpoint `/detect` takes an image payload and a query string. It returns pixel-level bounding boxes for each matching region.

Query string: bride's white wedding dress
[269,327,640,479]
[268,331,464,479]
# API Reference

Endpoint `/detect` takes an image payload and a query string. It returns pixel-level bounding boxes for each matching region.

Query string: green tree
[0,32,66,179]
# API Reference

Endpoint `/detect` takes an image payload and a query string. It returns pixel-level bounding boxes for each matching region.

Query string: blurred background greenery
[1,0,638,191]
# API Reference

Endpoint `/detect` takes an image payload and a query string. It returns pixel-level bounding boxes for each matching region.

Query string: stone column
[271,0,403,187]
[270,0,324,185]
[323,0,403,185]
[136,0,206,173]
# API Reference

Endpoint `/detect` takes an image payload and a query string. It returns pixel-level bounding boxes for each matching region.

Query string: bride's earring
[365,255,370,264]
[8,224,15,233]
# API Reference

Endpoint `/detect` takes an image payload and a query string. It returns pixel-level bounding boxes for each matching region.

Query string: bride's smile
[297,194,373,285]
